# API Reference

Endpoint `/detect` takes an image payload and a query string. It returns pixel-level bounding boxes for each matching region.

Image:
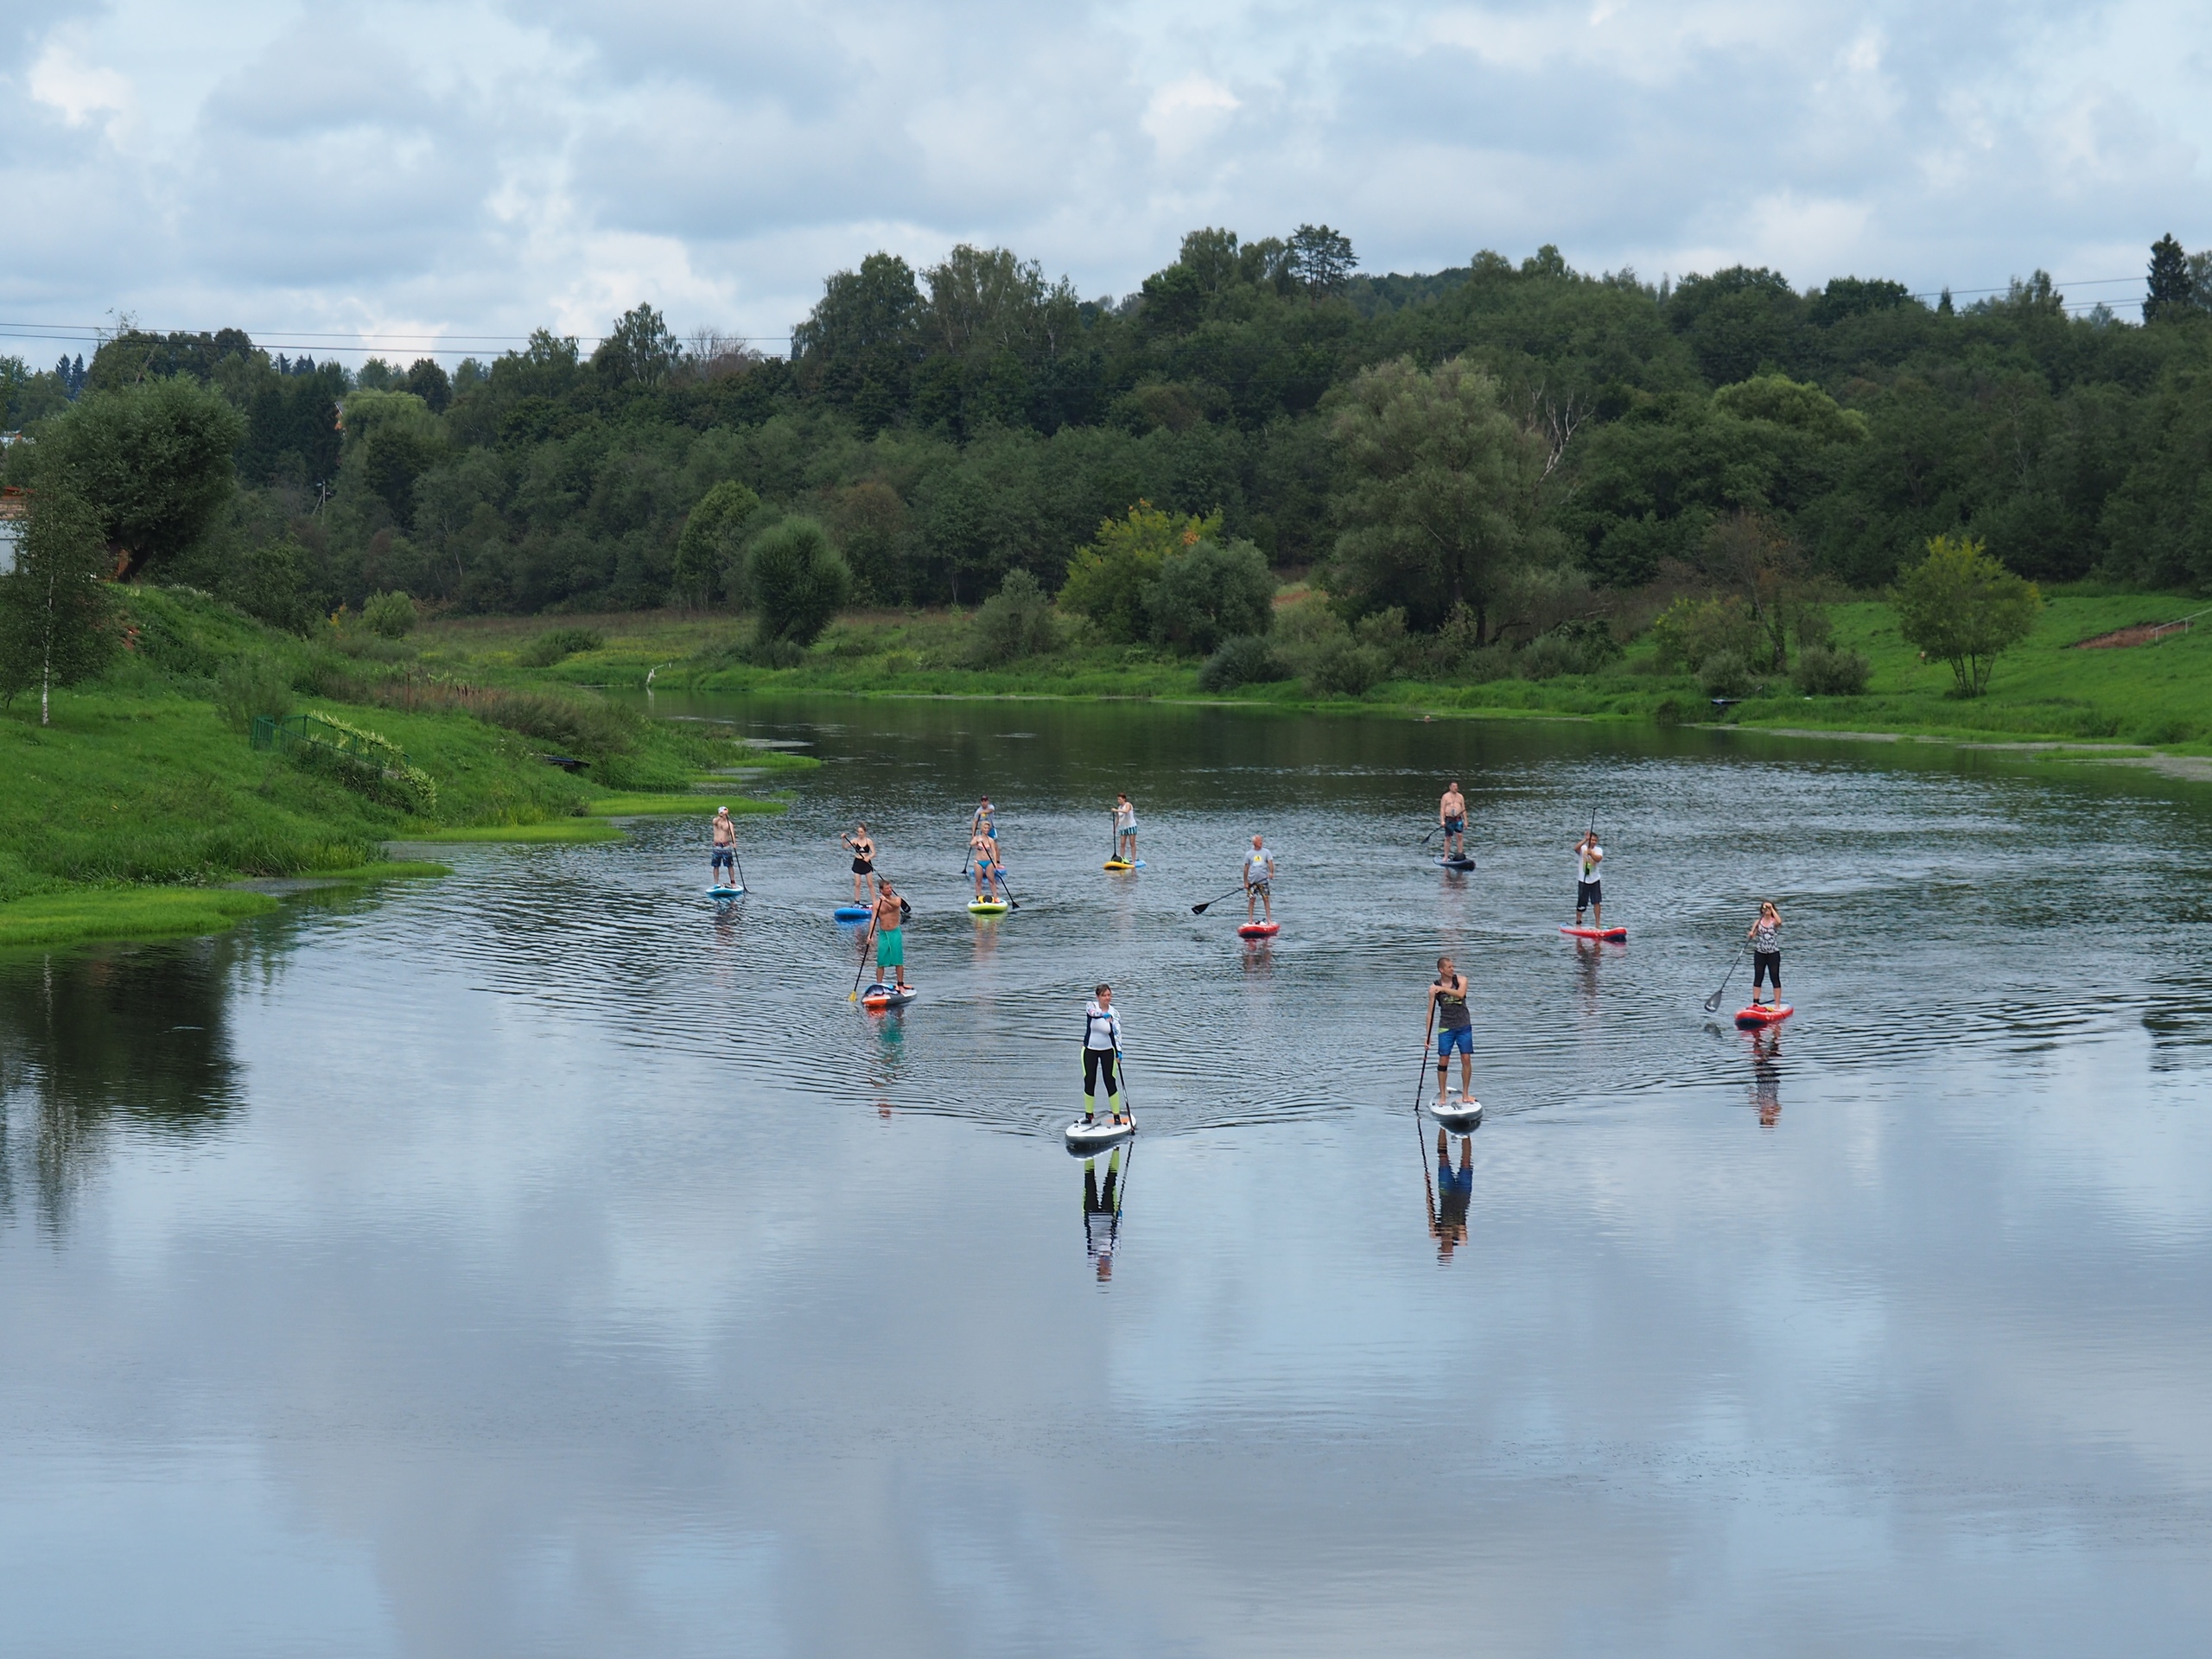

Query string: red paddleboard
[1734,1003,1791,1027]
[1560,925,1627,941]
[1237,921,1280,938]
[861,985,918,1009]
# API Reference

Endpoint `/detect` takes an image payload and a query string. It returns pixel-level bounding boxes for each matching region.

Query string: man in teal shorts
[871,876,909,992]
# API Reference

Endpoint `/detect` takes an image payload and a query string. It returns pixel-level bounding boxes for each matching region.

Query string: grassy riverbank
[0,587,796,949]
[415,594,2211,753]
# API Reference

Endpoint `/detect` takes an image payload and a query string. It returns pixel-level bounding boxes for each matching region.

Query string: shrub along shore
[423,591,2211,754]
[0,586,801,950]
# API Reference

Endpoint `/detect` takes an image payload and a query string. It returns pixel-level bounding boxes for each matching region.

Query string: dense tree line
[6,226,2212,640]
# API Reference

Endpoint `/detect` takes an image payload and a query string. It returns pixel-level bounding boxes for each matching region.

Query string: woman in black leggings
[1081,984,1126,1125]
[1746,901,1783,1006]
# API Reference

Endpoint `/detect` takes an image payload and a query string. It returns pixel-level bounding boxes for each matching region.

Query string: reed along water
[3,697,2208,1657]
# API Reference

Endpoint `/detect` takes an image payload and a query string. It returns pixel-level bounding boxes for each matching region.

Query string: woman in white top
[1082,985,1128,1124]
[1113,793,1137,863]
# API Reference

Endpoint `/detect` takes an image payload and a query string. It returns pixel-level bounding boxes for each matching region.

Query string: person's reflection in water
[1426,1128,1476,1262]
[1750,1027,1783,1127]
[1574,938,1602,1000]
[1082,1148,1125,1282]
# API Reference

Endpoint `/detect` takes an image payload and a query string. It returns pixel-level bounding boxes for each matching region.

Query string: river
[2,698,2208,1657]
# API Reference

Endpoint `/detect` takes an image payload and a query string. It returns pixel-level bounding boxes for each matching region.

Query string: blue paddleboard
[834,905,872,922]
[709,886,744,898]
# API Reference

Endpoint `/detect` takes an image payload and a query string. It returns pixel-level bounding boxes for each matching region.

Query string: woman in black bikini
[841,823,875,906]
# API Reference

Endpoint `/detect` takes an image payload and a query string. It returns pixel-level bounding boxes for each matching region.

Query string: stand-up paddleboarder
[841,823,876,906]
[1113,793,1137,865]
[1573,830,1604,930]
[1427,954,1474,1105]
[870,876,909,993]
[1439,781,1467,860]
[1747,901,1783,1007]
[1243,835,1274,925]
[709,805,738,887]
[1080,983,1127,1125]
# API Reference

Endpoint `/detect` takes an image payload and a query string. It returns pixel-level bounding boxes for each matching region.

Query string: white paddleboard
[1428,1091,1484,1128]
[1065,1116,1136,1153]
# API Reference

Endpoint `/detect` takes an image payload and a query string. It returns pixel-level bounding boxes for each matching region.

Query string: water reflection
[6,696,2211,1656]
[1078,1146,1128,1283]
[1748,1027,1784,1126]
[1423,1122,1479,1263]
[0,941,240,1233]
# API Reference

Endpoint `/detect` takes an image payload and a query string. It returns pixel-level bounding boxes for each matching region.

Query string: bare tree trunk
[40,565,54,726]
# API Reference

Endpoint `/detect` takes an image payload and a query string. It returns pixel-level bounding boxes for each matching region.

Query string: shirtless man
[841,823,875,906]
[870,876,909,992]
[709,805,739,888]
[1438,780,1467,860]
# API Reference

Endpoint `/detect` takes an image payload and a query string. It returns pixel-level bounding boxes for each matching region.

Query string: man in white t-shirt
[1243,835,1274,925]
[1573,831,1604,929]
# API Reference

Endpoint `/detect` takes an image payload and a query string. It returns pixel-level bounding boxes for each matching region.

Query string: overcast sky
[4,0,2208,363]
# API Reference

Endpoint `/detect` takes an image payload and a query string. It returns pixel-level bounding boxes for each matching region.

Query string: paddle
[734,844,747,893]
[1419,825,1439,845]
[848,906,879,1002]
[1113,1048,1136,1129]
[1702,944,1745,1014]
[1412,995,1438,1113]
[1190,883,1246,916]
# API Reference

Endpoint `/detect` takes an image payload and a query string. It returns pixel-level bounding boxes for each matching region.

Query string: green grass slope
[1,588,793,948]
[414,597,2210,753]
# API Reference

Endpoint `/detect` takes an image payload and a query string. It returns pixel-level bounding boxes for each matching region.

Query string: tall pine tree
[0,488,116,725]
[2145,233,2192,321]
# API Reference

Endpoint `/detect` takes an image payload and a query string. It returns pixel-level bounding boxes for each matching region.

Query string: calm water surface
[3,701,2209,1657]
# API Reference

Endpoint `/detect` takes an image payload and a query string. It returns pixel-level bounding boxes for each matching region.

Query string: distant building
[0,485,26,575]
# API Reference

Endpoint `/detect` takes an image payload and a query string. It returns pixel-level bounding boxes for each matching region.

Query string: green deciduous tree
[968,568,1058,664]
[363,590,416,638]
[1700,511,1833,672]
[37,378,245,579]
[1144,535,1274,654]
[1059,503,1219,644]
[741,517,850,647]
[674,480,761,607]
[592,303,682,391]
[1328,356,1548,639]
[0,488,117,724]
[1892,534,2043,696]
[791,254,925,425]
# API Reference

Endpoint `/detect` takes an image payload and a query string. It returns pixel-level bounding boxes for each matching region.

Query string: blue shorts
[711,849,734,868]
[1437,1025,1473,1058]
[1444,817,1465,835]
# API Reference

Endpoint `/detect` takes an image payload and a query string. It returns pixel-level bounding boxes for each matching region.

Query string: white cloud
[1,0,2208,358]
[1142,74,1242,158]
[28,43,137,142]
